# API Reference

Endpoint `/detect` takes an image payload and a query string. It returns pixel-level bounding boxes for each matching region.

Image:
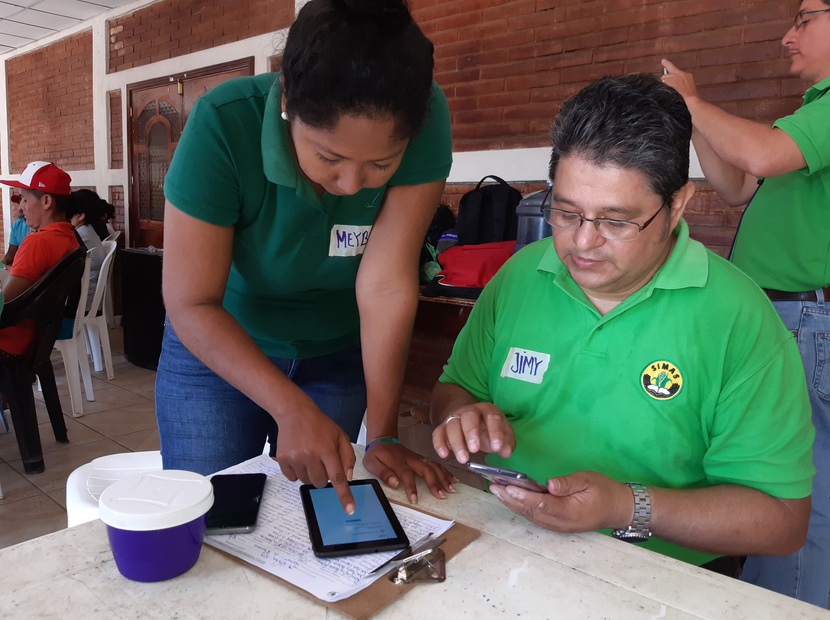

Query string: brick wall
[109,90,123,169]
[2,1,801,258]
[107,0,293,73]
[6,31,94,172]
[109,186,125,232]
[412,0,804,153]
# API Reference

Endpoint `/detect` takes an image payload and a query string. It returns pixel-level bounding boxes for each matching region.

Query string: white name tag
[500,347,550,384]
[329,225,372,257]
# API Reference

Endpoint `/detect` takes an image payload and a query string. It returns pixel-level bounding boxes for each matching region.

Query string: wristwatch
[611,482,652,543]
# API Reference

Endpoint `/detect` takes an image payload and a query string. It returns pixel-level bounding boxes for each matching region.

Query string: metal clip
[389,548,446,584]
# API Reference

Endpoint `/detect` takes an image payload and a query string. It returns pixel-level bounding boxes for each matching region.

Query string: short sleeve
[774,95,830,175]
[164,97,244,227]
[9,235,51,282]
[438,273,501,402]
[704,335,815,499]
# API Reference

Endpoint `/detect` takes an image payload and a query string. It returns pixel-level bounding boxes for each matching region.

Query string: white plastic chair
[53,251,94,417]
[102,231,120,328]
[65,450,162,527]
[84,240,117,380]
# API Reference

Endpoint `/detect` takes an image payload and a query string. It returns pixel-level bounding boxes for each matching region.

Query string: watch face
[611,529,650,543]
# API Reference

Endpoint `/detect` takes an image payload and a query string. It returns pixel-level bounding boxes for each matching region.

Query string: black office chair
[0,247,85,474]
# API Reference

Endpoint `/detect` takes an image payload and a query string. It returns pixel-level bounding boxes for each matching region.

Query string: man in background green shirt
[663,0,830,606]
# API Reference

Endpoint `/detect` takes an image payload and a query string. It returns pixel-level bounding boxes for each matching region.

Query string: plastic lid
[99,470,214,531]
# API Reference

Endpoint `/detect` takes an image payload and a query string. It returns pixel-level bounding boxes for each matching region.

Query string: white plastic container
[99,470,214,582]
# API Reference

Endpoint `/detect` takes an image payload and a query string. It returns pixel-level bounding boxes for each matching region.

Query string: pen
[367,532,433,576]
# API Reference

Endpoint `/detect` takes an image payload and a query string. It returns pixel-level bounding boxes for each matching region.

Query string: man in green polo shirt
[430,74,815,574]
[662,0,830,606]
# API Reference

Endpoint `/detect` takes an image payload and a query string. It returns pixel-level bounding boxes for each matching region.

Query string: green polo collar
[261,75,322,205]
[804,75,830,104]
[536,219,708,308]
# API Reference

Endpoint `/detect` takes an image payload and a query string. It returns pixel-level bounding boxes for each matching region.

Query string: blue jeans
[154,319,367,476]
[740,295,830,608]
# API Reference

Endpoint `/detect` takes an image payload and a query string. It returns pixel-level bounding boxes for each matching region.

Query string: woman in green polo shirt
[156,0,455,513]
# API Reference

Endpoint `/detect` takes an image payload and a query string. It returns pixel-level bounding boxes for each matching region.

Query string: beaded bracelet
[365,437,401,452]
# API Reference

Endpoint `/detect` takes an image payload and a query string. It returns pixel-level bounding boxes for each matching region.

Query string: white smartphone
[466,462,547,492]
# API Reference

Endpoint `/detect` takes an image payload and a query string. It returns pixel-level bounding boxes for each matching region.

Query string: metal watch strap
[611,482,652,543]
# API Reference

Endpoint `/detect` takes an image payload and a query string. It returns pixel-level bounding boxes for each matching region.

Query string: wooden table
[2,448,827,619]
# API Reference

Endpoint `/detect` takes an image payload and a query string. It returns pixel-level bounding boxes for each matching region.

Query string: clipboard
[215,500,481,620]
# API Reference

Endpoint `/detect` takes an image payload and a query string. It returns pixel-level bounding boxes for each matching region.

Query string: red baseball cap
[1,161,72,196]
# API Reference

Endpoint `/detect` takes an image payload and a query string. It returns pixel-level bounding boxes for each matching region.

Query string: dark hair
[549,74,692,203]
[282,0,435,140]
[66,189,111,240]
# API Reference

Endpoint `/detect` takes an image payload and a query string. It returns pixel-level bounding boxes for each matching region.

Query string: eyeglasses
[541,198,669,242]
[794,8,830,30]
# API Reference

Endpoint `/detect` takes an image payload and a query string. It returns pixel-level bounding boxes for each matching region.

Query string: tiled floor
[0,327,160,550]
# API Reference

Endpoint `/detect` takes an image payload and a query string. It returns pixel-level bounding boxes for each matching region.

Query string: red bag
[435,241,515,288]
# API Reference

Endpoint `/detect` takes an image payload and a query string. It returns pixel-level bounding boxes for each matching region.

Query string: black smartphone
[205,472,267,535]
[299,479,410,559]
[466,462,547,492]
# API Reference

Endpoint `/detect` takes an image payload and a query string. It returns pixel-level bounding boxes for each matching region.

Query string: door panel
[127,59,254,248]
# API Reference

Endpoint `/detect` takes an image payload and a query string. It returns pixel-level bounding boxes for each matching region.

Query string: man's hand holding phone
[489,471,635,535]
[466,462,547,492]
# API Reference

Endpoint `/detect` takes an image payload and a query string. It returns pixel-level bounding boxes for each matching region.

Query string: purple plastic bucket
[106,515,207,582]
[99,470,214,583]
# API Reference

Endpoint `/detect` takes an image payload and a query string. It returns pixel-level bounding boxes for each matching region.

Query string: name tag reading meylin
[501,347,550,384]
[329,225,372,257]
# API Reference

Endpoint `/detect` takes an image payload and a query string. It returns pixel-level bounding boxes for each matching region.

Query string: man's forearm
[685,96,805,179]
[691,130,759,206]
[649,485,809,556]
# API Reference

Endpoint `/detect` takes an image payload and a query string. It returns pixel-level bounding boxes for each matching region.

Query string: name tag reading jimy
[329,225,372,257]
[500,347,550,384]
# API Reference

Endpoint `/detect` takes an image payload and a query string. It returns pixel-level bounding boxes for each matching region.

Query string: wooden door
[127,58,254,248]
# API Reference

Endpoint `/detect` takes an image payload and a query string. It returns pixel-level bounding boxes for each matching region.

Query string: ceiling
[0,0,137,55]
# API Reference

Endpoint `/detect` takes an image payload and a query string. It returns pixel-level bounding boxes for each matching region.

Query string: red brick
[699,78,780,103]
[734,58,788,81]
[560,61,625,84]
[699,41,782,67]
[107,0,292,73]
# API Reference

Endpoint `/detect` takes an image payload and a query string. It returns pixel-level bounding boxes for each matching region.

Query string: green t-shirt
[731,76,830,290]
[164,73,452,358]
[440,221,815,565]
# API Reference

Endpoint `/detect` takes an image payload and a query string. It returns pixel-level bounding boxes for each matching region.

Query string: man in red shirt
[0,161,80,355]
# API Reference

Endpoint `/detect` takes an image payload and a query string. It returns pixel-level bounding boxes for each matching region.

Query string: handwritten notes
[203,455,453,602]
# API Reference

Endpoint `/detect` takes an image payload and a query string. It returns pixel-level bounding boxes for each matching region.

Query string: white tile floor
[0,327,160,549]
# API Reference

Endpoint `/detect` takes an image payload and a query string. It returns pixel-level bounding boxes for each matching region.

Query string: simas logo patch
[641,360,683,400]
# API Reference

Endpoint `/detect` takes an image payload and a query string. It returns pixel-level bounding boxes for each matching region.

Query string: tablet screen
[300,479,409,558]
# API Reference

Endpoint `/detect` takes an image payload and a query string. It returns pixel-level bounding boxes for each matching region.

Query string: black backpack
[455,175,521,245]
[420,204,456,265]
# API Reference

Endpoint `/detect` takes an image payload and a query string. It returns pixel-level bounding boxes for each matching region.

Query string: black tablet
[299,479,410,558]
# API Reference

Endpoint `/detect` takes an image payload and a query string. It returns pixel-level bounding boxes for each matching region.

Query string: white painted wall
[449,145,704,184]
